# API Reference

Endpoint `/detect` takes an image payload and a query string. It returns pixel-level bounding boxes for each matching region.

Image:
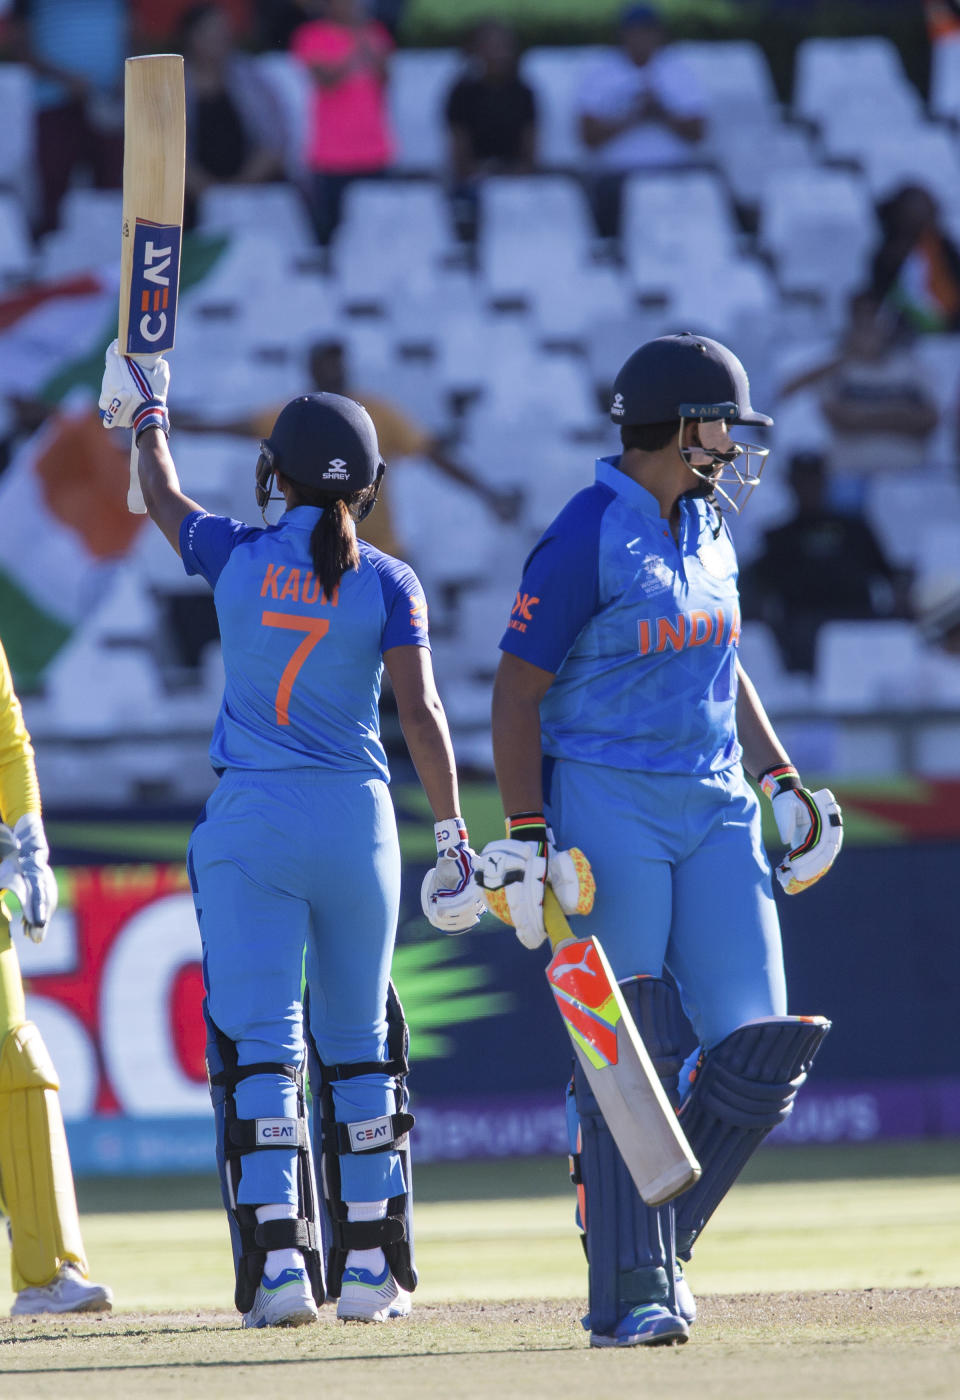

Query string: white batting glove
[420,818,485,934]
[0,814,58,943]
[99,339,170,441]
[759,764,844,896]
[473,814,552,949]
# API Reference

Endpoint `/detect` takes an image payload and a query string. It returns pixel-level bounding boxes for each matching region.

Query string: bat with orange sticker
[542,886,701,1207]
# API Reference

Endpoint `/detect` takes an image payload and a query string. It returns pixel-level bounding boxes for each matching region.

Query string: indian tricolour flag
[0,236,228,691]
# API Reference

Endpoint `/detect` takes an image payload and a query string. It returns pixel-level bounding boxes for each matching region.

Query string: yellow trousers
[0,905,88,1291]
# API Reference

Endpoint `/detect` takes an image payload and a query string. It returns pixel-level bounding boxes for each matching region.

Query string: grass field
[1,1143,958,1397]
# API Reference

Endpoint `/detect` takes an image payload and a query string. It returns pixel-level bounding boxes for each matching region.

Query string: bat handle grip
[127,435,147,515]
[543,885,572,952]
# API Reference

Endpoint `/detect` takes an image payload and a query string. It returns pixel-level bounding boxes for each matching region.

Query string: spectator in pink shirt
[291,0,395,243]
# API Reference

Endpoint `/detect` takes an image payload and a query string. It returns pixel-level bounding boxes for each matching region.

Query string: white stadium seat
[389,49,462,173]
[519,46,605,169]
[0,65,35,203]
[622,170,739,286]
[813,620,924,711]
[758,167,877,304]
[793,36,922,123]
[198,183,316,251]
[930,34,960,122]
[254,52,313,177]
[673,40,778,114]
[478,175,594,300]
[0,193,33,284]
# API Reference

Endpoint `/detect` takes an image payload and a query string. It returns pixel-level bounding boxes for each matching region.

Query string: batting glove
[475,816,595,949]
[0,814,58,943]
[420,818,485,934]
[99,339,170,442]
[759,764,843,896]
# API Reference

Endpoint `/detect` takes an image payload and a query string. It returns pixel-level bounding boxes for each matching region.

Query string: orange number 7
[261,611,330,726]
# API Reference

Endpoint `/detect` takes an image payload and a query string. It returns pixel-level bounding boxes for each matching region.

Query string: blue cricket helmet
[610,332,773,428]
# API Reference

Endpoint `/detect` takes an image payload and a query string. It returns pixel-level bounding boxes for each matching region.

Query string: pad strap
[319,1055,408,1083]
[254,1217,319,1252]
[330,1214,407,1252]
[326,1111,415,1156]
[226,1116,310,1155]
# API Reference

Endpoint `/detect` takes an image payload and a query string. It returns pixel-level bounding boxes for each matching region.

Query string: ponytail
[310,498,359,600]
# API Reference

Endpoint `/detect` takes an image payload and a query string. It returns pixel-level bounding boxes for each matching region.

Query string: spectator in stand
[576,3,706,238]
[177,338,523,559]
[779,291,939,510]
[871,184,960,334]
[740,451,901,674]
[445,20,537,238]
[926,0,960,44]
[180,3,286,226]
[10,0,128,236]
[291,0,395,244]
[134,0,254,46]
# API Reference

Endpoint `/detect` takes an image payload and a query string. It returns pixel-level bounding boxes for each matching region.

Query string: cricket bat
[117,54,185,514]
[543,887,701,1206]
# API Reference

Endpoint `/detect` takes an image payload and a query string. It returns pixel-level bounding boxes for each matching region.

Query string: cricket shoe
[242,1268,318,1329]
[590,1302,689,1348]
[674,1261,696,1325]
[337,1264,411,1322]
[11,1262,113,1316]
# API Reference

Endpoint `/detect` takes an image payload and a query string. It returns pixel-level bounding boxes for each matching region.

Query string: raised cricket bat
[543,887,701,1206]
[117,54,185,514]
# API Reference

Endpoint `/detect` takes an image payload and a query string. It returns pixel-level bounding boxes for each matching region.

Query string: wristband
[434,818,467,855]
[506,812,547,850]
[758,764,802,801]
[133,400,171,444]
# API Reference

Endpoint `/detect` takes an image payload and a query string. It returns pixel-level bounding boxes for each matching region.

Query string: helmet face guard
[677,401,769,515]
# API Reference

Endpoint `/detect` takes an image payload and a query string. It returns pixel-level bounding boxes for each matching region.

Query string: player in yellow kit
[0,637,112,1316]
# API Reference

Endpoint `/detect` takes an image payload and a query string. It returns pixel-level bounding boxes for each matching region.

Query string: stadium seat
[254,52,312,176]
[389,48,462,173]
[865,473,960,569]
[622,170,739,284]
[197,183,316,251]
[813,620,924,711]
[519,46,605,169]
[930,34,960,123]
[38,189,125,278]
[709,116,814,210]
[793,37,922,124]
[757,168,877,303]
[0,193,33,284]
[815,98,925,164]
[673,40,778,114]
[332,180,454,303]
[478,175,595,301]
[0,65,34,204]
[858,127,960,216]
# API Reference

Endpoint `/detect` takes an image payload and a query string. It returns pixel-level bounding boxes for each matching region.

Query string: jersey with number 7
[180,508,428,775]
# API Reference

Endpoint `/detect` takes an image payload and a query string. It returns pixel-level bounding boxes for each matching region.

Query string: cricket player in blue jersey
[99,343,483,1329]
[477,333,842,1348]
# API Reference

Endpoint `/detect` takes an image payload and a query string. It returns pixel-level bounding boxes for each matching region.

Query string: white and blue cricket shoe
[241,1267,318,1329]
[590,1302,690,1348]
[337,1264,412,1323]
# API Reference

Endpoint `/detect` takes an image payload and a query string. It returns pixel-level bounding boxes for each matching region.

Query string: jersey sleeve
[365,549,431,652]
[0,639,40,824]
[180,512,258,588]
[499,485,610,674]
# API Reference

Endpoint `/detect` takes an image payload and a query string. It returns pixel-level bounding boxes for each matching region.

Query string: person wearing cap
[576,4,706,238]
[476,333,842,1348]
[97,341,484,1328]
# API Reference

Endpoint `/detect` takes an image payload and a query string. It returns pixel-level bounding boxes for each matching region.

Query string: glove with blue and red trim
[759,764,843,895]
[99,339,170,442]
[420,818,485,934]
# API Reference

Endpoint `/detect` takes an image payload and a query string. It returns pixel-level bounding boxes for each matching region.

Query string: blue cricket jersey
[499,457,742,775]
[180,506,429,780]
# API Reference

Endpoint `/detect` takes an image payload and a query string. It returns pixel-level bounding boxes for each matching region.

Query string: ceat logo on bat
[125,217,182,354]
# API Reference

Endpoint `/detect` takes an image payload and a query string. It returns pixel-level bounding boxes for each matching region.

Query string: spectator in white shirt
[576,4,706,237]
